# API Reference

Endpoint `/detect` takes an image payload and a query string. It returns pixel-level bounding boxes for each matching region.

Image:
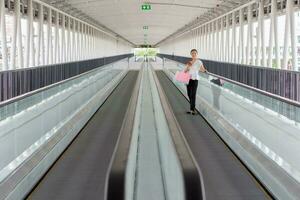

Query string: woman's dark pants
[186,79,198,111]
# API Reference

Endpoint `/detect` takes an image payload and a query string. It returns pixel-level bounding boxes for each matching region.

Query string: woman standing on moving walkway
[184,49,207,115]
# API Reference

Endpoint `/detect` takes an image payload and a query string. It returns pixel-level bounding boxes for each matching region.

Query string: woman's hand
[199,65,208,73]
[184,61,192,72]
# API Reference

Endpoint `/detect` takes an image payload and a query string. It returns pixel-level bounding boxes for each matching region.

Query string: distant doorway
[134,48,159,62]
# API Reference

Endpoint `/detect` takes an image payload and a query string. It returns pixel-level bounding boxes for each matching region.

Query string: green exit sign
[141,4,151,11]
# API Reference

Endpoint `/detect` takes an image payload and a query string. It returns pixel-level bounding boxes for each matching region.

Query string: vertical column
[208,24,211,59]
[94,29,100,58]
[272,0,280,68]
[89,26,92,58]
[92,27,95,58]
[29,1,34,67]
[61,14,66,62]
[203,25,206,58]
[78,21,81,60]
[193,29,196,49]
[54,11,58,63]
[220,17,224,61]
[86,24,88,59]
[195,29,198,50]
[283,0,290,69]
[189,31,192,52]
[199,27,203,57]
[256,2,261,66]
[87,26,90,59]
[78,22,81,60]
[198,28,201,54]
[232,12,237,63]
[250,7,254,65]
[82,22,84,59]
[96,30,99,57]
[40,5,45,65]
[190,30,193,50]
[204,25,208,59]
[25,0,31,67]
[10,0,18,69]
[67,16,71,62]
[94,29,96,58]
[260,0,266,67]
[211,23,214,59]
[212,22,214,59]
[77,22,81,60]
[268,0,275,68]
[37,4,44,66]
[202,27,205,57]
[73,20,76,60]
[17,0,23,68]
[80,22,84,60]
[72,19,76,61]
[47,8,52,64]
[216,20,220,61]
[212,22,215,60]
[246,5,252,65]
[86,25,91,59]
[210,23,213,59]
[0,0,8,70]
[240,8,245,64]
[289,0,297,70]
[226,15,230,62]
[91,27,94,58]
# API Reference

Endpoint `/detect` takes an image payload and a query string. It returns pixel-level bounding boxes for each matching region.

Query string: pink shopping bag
[175,71,191,84]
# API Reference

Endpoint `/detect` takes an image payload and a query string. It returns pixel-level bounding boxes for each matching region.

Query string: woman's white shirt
[188,59,203,80]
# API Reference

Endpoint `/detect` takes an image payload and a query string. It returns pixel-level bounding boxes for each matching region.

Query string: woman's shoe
[186,110,192,114]
[191,110,198,115]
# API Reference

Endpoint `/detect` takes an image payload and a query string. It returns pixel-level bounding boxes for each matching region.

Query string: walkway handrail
[151,64,204,200]
[105,69,142,200]
[0,57,130,109]
[163,57,300,107]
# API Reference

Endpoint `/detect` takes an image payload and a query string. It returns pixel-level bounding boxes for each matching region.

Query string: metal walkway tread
[27,71,139,200]
[156,70,272,200]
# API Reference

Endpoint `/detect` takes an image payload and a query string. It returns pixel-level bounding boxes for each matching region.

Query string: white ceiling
[50,0,247,46]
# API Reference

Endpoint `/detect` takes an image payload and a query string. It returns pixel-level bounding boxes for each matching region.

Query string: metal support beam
[0,0,8,70]
[62,14,66,62]
[260,0,266,67]
[226,15,230,62]
[246,5,252,65]
[10,0,18,70]
[17,0,23,68]
[283,1,290,69]
[272,0,280,68]
[29,0,35,67]
[47,8,52,64]
[232,12,237,63]
[289,0,297,71]
[67,16,71,61]
[239,8,245,64]
[72,19,76,61]
[216,20,220,61]
[37,4,44,66]
[54,11,59,63]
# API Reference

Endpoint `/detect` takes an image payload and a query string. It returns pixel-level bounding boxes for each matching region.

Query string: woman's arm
[199,64,207,73]
[184,61,192,72]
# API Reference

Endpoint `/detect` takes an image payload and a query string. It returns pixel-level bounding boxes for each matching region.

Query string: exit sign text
[141,4,151,11]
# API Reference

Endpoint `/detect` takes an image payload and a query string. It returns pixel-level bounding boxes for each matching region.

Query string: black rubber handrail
[151,65,204,200]
[0,56,132,108]
[159,55,300,107]
[105,69,142,200]
[0,54,133,102]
